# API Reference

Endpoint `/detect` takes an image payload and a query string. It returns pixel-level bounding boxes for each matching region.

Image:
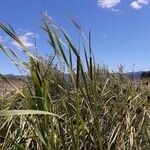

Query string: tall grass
[0,15,150,150]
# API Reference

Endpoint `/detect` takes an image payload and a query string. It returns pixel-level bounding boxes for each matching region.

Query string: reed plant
[0,15,149,150]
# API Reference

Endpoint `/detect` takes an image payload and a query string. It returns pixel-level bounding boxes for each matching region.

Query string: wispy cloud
[24,32,34,36]
[98,0,121,9]
[101,35,108,38]
[110,8,121,12]
[98,0,149,11]
[130,0,150,9]
[12,32,34,49]
[0,36,7,44]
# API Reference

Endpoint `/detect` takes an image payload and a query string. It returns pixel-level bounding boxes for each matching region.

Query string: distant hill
[0,74,25,95]
[0,70,149,94]
[127,71,150,80]
[4,74,26,80]
[126,71,143,80]
[1,70,149,82]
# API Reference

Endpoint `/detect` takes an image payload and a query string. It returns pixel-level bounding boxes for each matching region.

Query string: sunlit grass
[0,15,149,149]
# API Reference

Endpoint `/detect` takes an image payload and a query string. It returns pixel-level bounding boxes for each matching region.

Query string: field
[0,16,150,150]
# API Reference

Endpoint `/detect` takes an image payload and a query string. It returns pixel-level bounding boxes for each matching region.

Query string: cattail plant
[89,30,93,80]
[0,15,149,150]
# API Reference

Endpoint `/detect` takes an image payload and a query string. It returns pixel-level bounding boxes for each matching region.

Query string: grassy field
[0,15,150,150]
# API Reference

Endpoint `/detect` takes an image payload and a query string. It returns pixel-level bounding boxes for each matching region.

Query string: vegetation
[0,15,150,150]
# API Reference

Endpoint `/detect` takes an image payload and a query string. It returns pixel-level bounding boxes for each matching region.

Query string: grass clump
[0,15,149,150]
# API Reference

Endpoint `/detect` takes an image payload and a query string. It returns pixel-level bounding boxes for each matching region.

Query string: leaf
[0,110,61,118]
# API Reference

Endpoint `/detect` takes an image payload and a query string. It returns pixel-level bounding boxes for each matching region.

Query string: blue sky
[0,0,150,74]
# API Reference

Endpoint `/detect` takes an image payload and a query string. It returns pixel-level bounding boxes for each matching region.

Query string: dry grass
[0,15,149,150]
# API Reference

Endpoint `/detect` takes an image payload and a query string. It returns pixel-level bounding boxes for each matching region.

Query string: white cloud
[138,0,149,5]
[110,8,120,12]
[0,36,7,44]
[101,35,108,38]
[24,32,34,36]
[130,1,142,9]
[12,32,34,49]
[98,0,121,9]
[130,0,150,9]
